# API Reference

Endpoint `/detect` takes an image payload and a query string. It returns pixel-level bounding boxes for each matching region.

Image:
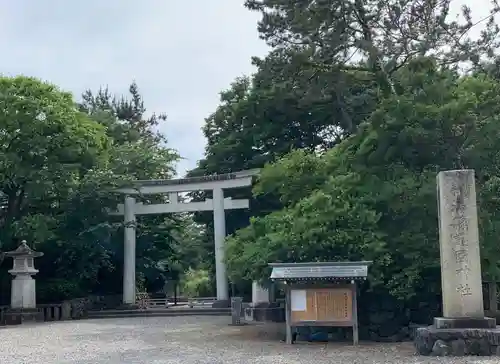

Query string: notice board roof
[269,261,371,282]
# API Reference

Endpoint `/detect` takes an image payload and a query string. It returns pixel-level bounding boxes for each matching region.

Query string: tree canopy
[188,0,500,324]
[0,78,186,302]
[226,59,500,301]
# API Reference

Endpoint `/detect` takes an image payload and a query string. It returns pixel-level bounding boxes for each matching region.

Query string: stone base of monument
[434,317,496,329]
[415,319,500,356]
[4,308,44,325]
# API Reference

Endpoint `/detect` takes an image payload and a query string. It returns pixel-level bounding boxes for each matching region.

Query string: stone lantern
[4,240,44,324]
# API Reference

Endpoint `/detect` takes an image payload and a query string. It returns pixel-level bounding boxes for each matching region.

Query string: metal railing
[187,296,217,308]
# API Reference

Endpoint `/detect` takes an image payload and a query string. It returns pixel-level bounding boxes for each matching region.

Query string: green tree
[0,78,183,302]
[187,57,378,284]
[80,81,165,145]
[246,0,500,75]
[225,59,500,324]
[0,76,109,249]
[76,82,182,296]
[0,76,116,301]
[190,0,500,302]
[180,268,212,298]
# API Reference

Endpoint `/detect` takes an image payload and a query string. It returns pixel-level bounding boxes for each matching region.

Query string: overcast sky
[0,1,269,176]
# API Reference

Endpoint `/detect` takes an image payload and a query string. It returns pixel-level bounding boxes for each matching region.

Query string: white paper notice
[291,290,307,311]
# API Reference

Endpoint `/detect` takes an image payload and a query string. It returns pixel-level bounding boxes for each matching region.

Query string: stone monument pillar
[4,240,44,325]
[436,169,488,325]
[414,170,500,356]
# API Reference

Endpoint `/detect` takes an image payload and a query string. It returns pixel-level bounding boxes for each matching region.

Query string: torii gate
[111,170,258,305]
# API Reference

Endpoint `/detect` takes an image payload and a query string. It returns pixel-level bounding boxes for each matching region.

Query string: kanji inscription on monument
[437,170,484,318]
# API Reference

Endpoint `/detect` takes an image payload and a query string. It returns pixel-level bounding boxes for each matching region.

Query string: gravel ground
[0,316,498,364]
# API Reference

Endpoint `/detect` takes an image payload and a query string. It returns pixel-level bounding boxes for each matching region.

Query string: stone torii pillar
[123,196,137,305]
[213,187,228,301]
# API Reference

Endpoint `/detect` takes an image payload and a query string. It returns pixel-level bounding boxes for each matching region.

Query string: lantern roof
[5,240,43,258]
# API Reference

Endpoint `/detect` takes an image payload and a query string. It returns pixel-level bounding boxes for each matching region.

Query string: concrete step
[87,308,231,319]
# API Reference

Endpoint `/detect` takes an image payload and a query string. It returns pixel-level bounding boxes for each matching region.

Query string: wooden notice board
[290,288,353,324]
